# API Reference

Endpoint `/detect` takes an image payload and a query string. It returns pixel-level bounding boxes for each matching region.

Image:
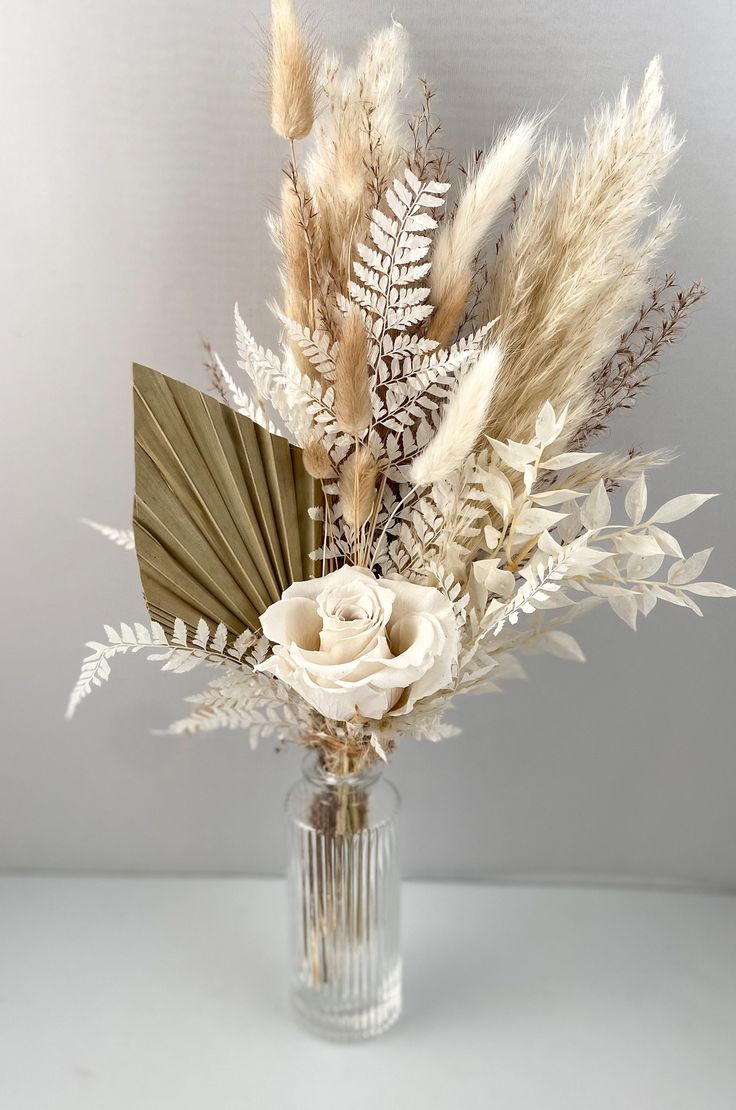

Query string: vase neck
[302,750,384,790]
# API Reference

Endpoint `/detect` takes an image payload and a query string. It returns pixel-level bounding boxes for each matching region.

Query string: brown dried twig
[407,76,451,183]
[202,340,228,403]
[573,275,706,448]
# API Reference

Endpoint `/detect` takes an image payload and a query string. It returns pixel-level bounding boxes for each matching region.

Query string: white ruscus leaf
[648,493,717,524]
[625,474,647,525]
[580,481,611,530]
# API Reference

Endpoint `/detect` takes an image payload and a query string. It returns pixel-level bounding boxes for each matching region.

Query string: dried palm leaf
[133,364,321,637]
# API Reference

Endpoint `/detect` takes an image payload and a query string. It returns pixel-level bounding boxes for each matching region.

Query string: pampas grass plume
[428,119,538,346]
[410,345,502,486]
[269,0,316,141]
[484,58,680,447]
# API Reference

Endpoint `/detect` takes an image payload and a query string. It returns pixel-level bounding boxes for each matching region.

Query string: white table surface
[1,876,735,1109]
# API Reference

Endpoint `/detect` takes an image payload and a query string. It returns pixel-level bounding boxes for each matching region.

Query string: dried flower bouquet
[69,2,733,780]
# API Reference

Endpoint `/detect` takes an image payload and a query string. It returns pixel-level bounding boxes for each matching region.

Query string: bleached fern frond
[371,323,497,477]
[278,318,338,380]
[66,620,169,720]
[484,537,590,637]
[81,519,135,551]
[208,348,282,435]
[384,698,461,744]
[459,597,603,696]
[235,305,332,445]
[66,618,256,720]
[348,170,450,356]
[161,667,300,746]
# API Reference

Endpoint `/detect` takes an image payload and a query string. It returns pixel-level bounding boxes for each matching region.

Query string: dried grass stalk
[429,120,537,347]
[411,345,502,485]
[483,58,680,449]
[272,169,325,374]
[334,306,372,435]
[562,447,675,492]
[339,446,379,529]
[202,340,228,404]
[306,25,407,302]
[269,0,316,142]
[279,175,315,325]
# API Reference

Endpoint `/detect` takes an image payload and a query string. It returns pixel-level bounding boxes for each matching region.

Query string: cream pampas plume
[410,345,502,486]
[334,306,372,435]
[428,120,538,347]
[339,446,379,529]
[269,0,316,142]
[483,58,680,448]
[305,24,407,297]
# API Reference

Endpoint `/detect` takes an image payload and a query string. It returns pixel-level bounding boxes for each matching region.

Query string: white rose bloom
[256,566,459,722]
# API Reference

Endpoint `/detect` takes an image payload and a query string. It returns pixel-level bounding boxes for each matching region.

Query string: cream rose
[255,566,459,722]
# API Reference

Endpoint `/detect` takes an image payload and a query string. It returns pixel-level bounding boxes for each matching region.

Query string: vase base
[291,965,402,1042]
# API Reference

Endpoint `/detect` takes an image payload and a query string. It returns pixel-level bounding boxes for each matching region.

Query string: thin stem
[369,486,418,570]
[352,434,360,565]
[363,471,388,562]
[321,487,330,577]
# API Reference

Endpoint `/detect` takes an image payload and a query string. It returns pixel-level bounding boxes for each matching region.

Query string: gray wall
[2,0,734,884]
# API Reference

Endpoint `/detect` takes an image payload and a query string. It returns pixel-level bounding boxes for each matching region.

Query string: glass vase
[285,751,401,1040]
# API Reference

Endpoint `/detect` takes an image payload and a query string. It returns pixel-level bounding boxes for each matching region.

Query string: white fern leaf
[67,618,251,719]
[350,170,450,360]
[81,519,135,551]
[485,538,589,638]
[211,349,282,435]
[66,620,169,720]
[234,305,316,444]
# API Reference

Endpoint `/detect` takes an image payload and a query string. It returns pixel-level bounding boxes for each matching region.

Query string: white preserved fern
[66,618,256,721]
[81,519,135,551]
[210,347,282,435]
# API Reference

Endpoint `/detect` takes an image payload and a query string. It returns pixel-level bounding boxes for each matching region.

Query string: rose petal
[257,565,459,724]
[259,596,321,649]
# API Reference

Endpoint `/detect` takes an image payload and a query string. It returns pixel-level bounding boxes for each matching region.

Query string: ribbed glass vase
[285,752,401,1040]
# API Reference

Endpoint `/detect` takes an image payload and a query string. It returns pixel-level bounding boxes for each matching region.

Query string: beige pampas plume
[269,0,317,142]
[483,58,680,449]
[334,306,372,435]
[339,445,379,529]
[429,119,538,347]
[410,345,502,486]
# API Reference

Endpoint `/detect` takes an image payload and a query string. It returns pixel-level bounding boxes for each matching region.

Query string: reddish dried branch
[573,275,706,448]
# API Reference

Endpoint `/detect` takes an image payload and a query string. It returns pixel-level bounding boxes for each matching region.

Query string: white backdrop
[1,0,735,883]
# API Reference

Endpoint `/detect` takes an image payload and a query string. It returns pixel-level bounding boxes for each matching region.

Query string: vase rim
[302,750,384,789]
